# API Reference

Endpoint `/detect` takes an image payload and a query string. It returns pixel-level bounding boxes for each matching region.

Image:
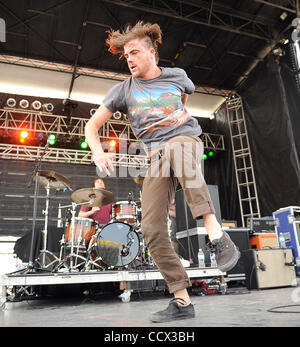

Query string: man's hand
[93,152,115,176]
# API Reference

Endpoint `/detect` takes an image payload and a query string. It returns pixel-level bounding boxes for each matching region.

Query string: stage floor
[1,281,300,328]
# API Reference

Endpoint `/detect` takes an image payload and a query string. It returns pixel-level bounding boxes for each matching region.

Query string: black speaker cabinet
[176,227,210,266]
[175,185,222,233]
[242,248,297,290]
[226,228,250,277]
[176,227,250,271]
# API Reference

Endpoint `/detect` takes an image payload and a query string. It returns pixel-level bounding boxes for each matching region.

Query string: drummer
[78,177,113,224]
[79,177,131,298]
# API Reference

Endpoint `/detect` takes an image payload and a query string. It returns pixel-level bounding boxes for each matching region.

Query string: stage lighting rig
[202,151,215,160]
[80,138,89,149]
[31,100,42,110]
[47,134,56,145]
[19,130,29,144]
[19,99,29,109]
[43,103,54,112]
[6,98,16,107]
[113,111,122,120]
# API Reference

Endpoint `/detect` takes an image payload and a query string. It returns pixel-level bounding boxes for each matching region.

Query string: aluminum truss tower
[226,95,261,226]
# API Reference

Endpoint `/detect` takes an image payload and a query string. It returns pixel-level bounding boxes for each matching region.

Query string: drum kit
[33,170,153,273]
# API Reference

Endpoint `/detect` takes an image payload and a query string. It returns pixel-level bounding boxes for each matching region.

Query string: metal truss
[226,94,261,226]
[0,143,150,169]
[101,0,278,42]
[201,132,225,151]
[0,107,139,143]
[0,107,226,152]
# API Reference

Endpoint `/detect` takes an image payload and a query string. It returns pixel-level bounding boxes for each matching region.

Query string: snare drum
[65,217,98,246]
[112,201,137,225]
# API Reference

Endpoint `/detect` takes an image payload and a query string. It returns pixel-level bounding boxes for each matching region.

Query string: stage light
[19,130,29,144]
[32,100,42,110]
[109,139,117,150]
[6,98,16,107]
[48,134,56,145]
[208,151,214,157]
[113,111,122,120]
[20,130,29,138]
[43,103,54,112]
[90,108,97,116]
[202,154,207,160]
[80,139,89,149]
[20,99,29,109]
[37,133,44,140]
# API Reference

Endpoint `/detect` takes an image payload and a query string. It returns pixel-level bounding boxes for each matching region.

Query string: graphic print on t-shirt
[128,84,190,137]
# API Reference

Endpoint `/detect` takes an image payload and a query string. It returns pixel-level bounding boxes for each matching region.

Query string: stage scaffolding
[0,107,225,167]
[226,95,261,226]
[0,94,261,224]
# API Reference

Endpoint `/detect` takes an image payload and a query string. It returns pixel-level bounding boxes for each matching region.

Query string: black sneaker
[211,231,240,272]
[150,298,195,323]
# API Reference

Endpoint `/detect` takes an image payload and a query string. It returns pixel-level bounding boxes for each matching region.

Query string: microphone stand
[27,141,50,271]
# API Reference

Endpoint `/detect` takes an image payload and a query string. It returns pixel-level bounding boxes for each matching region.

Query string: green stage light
[80,139,89,149]
[208,151,214,157]
[48,134,56,145]
[202,154,207,160]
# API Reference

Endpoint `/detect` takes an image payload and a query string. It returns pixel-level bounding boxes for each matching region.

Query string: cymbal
[36,170,71,191]
[71,188,114,207]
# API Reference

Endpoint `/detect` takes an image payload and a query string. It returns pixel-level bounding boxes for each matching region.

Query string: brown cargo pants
[140,135,216,293]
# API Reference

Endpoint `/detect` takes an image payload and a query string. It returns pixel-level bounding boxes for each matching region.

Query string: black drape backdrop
[239,52,300,216]
[201,47,300,224]
[200,108,242,225]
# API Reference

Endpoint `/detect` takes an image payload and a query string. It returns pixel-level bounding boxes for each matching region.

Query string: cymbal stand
[41,181,50,267]
[27,141,49,271]
[57,200,93,271]
[35,181,63,271]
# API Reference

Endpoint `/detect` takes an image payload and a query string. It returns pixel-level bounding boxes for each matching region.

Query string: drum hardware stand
[26,140,50,272]
[36,182,70,271]
[40,181,51,268]
[57,200,95,272]
[83,233,105,271]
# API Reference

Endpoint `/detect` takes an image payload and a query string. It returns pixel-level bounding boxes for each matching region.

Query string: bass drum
[92,222,140,268]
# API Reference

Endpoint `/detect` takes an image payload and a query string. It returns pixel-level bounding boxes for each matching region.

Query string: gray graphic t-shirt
[102,67,202,151]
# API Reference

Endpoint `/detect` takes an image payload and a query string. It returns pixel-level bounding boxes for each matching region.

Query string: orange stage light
[20,130,29,138]
[109,139,117,148]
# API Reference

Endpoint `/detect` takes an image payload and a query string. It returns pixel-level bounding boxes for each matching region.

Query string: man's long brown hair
[106,21,162,63]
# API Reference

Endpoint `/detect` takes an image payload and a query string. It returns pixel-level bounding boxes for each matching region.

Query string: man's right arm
[78,206,100,218]
[85,104,114,175]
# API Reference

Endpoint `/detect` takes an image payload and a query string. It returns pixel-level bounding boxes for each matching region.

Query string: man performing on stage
[85,21,240,322]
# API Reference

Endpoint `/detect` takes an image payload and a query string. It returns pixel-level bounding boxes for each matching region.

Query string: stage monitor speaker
[225,228,250,277]
[175,185,222,233]
[242,248,296,290]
